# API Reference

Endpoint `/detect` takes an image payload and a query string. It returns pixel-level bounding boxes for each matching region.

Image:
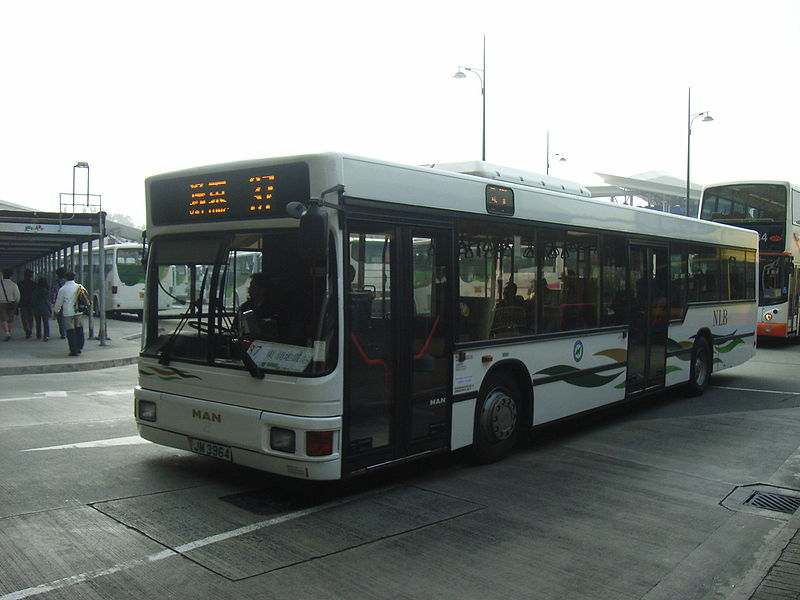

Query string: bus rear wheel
[472,373,520,464]
[685,336,711,397]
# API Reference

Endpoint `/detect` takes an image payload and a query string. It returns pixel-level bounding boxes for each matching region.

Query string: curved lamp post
[546,130,566,175]
[686,87,713,217]
[453,35,486,161]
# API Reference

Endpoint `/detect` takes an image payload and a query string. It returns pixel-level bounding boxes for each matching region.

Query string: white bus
[135,153,758,480]
[700,181,800,340]
[78,242,171,317]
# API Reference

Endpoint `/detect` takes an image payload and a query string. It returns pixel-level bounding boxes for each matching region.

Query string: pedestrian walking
[32,277,52,341]
[52,271,85,356]
[52,267,67,339]
[18,268,35,339]
[0,269,21,341]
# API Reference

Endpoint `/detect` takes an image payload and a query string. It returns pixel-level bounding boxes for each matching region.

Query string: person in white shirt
[52,271,85,357]
[0,269,21,341]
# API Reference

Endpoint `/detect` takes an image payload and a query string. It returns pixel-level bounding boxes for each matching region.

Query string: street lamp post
[686,87,713,217]
[72,161,107,345]
[454,35,486,161]
[546,130,567,175]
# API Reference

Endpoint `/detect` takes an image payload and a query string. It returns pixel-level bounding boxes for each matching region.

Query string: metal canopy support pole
[686,88,692,217]
[98,212,108,345]
[87,239,94,340]
[77,241,84,295]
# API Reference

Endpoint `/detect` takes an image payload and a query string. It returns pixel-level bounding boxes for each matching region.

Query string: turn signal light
[306,431,334,456]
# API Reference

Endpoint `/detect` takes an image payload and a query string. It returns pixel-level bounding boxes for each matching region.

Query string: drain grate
[743,491,800,514]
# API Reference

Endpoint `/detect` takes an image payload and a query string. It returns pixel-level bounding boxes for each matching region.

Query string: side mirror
[298,203,328,263]
[141,231,148,266]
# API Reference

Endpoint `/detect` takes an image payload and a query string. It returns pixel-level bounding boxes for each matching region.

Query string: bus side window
[670,244,687,318]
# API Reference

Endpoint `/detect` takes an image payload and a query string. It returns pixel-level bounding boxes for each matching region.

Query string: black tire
[685,336,711,397]
[472,372,520,464]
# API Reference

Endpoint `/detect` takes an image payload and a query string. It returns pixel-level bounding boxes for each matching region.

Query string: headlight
[764,313,773,321]
[138,400,157,422]
[270,427,296,453]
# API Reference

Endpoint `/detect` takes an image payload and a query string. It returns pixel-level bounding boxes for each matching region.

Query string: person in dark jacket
[18,269,36,339]
[32,277,51,341]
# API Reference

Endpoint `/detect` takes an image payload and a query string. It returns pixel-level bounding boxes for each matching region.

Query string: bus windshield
[141,229,337,376]
[116,247,145,286]
[701,183,787,222]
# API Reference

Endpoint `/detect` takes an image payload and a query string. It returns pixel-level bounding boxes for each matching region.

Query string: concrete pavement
[3,313,800,598]
[0,313,141,375]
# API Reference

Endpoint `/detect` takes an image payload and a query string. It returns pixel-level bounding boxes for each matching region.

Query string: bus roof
[146,152,759,250]
[424,161,591,197]
[704,180,798,191]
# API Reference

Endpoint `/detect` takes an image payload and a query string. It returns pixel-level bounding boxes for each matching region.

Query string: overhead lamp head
[453,70,467,79]
[559,156,567,162]
[702,113,714,122]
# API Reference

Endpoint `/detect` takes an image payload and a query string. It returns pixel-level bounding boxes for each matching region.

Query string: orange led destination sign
[149,162,310,225]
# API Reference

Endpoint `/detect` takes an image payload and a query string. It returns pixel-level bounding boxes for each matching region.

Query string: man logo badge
[192,409,221,423]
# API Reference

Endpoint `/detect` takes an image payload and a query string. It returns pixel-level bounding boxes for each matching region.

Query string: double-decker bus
[135,153,758,480]
[78,242,171,317]
[700,181,800,340]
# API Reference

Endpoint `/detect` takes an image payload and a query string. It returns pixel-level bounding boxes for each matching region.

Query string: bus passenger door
[344,222,452,473]
[789,265,800,336]
[627,244,668,395]
[405,229,452,455]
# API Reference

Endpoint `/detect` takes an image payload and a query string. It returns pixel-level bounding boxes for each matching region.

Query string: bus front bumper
[135,387,342,480]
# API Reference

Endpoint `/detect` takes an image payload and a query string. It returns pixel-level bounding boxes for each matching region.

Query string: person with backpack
[52,271,87,357]
[52,267,67,339]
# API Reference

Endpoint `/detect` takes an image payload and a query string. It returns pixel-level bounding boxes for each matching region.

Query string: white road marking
[0,494,363,600]
[714,385,800,395]
[0,396,40,403]
[22,436,150,452]
[0,389,129,403]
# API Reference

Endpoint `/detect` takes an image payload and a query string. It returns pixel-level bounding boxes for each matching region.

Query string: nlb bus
[135,153,758,480]
[700,181,800,340]
[78,242,171,317]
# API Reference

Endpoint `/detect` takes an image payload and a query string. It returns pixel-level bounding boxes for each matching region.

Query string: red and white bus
[701,181,800,340]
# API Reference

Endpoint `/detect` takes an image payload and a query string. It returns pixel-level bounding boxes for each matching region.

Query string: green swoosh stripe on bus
[715,337,745,353]
[566,370,625,388]
[534,364,624,388]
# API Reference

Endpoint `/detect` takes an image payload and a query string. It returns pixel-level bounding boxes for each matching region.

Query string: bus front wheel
[685,336,711,397]
[472,373,520,464]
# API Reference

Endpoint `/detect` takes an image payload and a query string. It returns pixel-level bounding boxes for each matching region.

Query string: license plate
[189,438,232,462]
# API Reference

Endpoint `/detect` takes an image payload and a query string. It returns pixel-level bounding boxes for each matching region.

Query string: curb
[0,355,138,376]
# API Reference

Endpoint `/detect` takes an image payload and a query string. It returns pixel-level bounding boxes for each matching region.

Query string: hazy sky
[2,0,798,226]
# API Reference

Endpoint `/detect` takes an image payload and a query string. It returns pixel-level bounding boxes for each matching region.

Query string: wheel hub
[481,390,517,442]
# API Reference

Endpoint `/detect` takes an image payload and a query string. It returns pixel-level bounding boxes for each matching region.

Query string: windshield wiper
[159,268,209,365]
